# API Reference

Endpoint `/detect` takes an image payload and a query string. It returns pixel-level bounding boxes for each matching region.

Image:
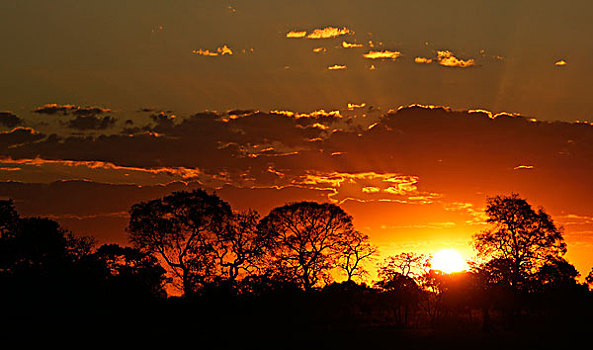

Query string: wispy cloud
[34,104,111,116]
[342,41,363,48]
[192,45,233,56]
[312,47,327,53]
[286,30,307,38]
[363,50,402,60]
[327,64,347,70]
[513,165,534,170]
[286,26,353,39]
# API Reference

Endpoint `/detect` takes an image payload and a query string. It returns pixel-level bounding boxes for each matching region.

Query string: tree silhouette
[128,189,232,295]
[215,210,276,282]
[535,257,580,290]
[375,271,421,326]
[337,230,375,282]
[379,252,432,280]
[473,194,566,289]
[93,244,168,298]
[0,199,19,240]
[258,201,360,290]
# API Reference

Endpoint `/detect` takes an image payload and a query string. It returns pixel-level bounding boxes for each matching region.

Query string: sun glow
[431,249,467,273]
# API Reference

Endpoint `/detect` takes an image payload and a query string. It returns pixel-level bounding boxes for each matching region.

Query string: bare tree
[338,231,376,282]
[379,252,432,280]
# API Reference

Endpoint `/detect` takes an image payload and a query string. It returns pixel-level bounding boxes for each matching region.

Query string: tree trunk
[481,306,491,332]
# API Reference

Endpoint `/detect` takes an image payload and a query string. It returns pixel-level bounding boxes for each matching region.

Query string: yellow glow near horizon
[431,249,467,273]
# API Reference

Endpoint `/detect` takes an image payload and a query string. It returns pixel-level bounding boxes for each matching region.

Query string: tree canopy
[258,201,372,290]
[128,189,233,295]
[473,193,566,288]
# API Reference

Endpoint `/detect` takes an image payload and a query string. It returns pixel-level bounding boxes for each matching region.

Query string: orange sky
[1,106,592,281]
[1,1,592,282]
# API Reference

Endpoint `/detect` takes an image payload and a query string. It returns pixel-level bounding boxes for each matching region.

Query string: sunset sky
[1,1,592,279]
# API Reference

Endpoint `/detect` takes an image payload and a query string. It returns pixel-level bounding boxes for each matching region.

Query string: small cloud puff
[414,57,433,64]
[436,50,475,68]
[347,103,366,110]
[554,60,567,66]
[192,45,233,56]
[342,41,363,48]
[327,64,347,70]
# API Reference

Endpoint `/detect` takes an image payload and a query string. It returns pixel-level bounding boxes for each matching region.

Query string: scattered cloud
[436,50,475,68]
[363,50,402,60]
[192,45,233,56]
[414,57,433,64]
[306,26,353,39]
[328,64,347,70]
[286,27,353,39]
[342,41,363,48]
[312,47,327,53]
[347,103,366,110]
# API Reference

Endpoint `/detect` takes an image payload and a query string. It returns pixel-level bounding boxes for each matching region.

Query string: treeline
[1,191,592,342]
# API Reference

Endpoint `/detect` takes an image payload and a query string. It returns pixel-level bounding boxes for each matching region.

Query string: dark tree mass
[0,193,591,348]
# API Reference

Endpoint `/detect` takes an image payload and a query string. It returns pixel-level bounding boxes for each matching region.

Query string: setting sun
[431,249,467,273]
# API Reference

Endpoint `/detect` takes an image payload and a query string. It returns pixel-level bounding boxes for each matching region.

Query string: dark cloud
[72,106,112,116]
[4,105,593,212]
[2,110,346,175]
[34,103,111,116]
[0,127,45,148]
[2,105,593,276]
[33,104,77,115]
[66,115,117,130]
[0,111,23,128]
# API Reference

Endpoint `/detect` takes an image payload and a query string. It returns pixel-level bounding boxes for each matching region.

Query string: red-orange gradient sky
[1,1,592,279]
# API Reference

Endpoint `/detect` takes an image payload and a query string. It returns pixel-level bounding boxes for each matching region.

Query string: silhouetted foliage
[0,199,19,239]
[128,189,232,295]
[213,209,276,282]
[379,252,432,279]
[93,244,168,298]
[587,268,593,287]
[0,193,591,345]
[258,201,372,290]
[473,193,566,290]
